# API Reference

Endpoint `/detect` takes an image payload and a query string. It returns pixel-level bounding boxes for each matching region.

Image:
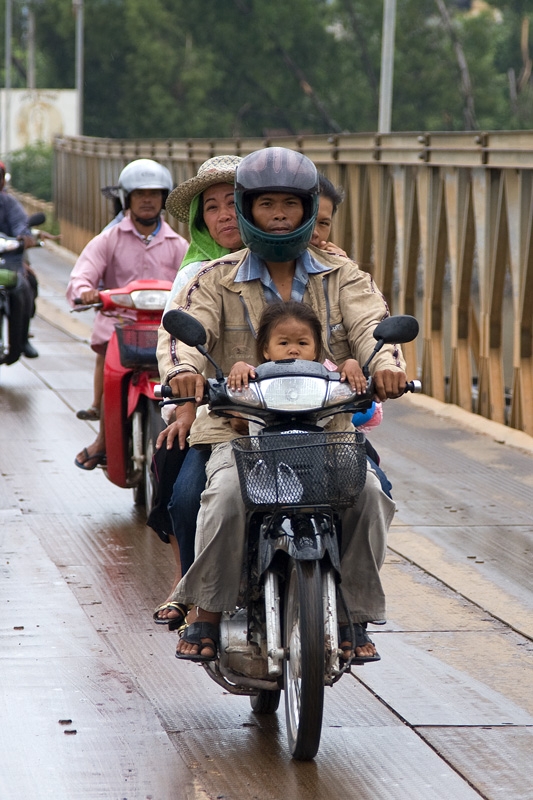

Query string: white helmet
[117,158,174,210]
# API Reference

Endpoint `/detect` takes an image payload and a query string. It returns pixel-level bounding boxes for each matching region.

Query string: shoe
[74,447,107,471]
[175,621,219,662]
[339,622,381,664]
[76,406,100,421]
[22,341,39,358]
[153,602,187,630]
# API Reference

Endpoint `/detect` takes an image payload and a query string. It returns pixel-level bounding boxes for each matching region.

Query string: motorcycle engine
[218,609,270,680]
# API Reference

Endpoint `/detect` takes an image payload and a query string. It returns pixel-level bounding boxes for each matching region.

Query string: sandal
[339,622,381,664]
[74,447,107,471]
[76,406,100,421]
[153,602,187,631]
[175,621,219,662]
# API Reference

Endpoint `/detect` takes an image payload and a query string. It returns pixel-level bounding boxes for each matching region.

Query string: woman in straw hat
[150,155,245,628]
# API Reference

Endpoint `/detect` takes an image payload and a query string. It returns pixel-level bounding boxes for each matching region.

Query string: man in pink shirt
[67,158,188,470]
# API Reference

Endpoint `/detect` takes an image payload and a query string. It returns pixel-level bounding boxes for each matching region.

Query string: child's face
[264,318,318,362]
[251,193,304,234]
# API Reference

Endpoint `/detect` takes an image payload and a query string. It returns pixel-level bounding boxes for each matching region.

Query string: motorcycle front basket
[115,323,159,369]
[232,431,367,511]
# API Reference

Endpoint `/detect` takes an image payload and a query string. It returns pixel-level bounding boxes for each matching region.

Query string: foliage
[0,0,532,137]
[8,142,53,201]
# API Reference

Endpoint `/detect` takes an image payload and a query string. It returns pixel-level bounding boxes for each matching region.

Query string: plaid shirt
[235,249,330,303]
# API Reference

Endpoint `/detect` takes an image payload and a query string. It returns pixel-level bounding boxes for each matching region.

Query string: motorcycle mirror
[373,315,419,345]
[162,308,225,384]
[28,212,46,227]
[362,315,419,377]
[162,309,207,348]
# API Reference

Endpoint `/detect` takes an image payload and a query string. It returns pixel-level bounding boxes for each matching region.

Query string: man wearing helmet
[68,158,188,470]
[157,147,406,663]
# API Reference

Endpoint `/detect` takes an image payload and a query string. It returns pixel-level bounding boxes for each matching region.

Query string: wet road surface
[1,244,532,799]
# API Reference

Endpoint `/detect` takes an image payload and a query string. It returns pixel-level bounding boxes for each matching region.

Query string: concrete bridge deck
[1,241,532,799]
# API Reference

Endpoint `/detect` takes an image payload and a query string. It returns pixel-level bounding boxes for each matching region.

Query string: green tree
[1,0,532,137]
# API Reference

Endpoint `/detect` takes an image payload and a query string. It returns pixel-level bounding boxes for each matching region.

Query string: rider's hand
[169,371,206,404]
[227,361,256,391]
[18,234,37,250]
[318,241,347,257]
[80,288,101,305]
[156,403,196,451]
[372,369,407,401]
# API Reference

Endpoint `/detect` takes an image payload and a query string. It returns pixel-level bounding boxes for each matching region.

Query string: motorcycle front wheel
[283,558,324,761]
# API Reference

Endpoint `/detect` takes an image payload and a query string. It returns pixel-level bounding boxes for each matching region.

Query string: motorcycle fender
[127,372,155,418]
[259,515,341,575]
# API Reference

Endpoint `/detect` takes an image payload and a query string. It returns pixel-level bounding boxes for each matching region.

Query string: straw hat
[166,155,242,222]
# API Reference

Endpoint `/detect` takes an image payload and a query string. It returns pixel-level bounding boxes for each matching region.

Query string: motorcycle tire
[283,558,324,761]
[133,400,164,513]
[250,689,281,715]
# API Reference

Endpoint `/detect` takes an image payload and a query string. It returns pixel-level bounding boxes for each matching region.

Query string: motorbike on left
[0,212,45,375]
[72,279,171,513]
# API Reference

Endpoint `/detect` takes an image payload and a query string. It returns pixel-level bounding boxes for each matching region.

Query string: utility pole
[378,0,397,134]
[27,5,36,90]
[73,0,84,135]
[3,0,13,160]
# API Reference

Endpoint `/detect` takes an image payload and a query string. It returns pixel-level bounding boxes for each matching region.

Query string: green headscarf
[180,194,232,269]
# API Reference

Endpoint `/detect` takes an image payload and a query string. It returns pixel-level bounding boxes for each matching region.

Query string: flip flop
[76,406,100,421]
[153,601,187,630]
[175,621,219,662]
[74,447,107,471]
[339,622,381,664]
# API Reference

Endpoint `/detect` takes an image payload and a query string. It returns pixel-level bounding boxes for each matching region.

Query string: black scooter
[157,310,421,761]
[0,212,45,372]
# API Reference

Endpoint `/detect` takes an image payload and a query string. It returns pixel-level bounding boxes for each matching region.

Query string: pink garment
[66,216,188,348]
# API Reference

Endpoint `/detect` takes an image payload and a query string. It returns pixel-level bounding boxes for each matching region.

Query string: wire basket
[115,323,159,369]
[232,431,367,511]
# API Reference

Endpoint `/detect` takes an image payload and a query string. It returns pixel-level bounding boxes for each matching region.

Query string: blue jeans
[167,447,209,574]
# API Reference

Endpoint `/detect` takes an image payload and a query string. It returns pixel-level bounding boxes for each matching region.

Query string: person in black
[0,162,38,360]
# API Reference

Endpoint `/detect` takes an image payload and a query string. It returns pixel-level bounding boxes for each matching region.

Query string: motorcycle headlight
[226,382,263,408]
[259,376,328,411]
[324,381,359,407]
[0,237,22,252]
[108,290,170,310]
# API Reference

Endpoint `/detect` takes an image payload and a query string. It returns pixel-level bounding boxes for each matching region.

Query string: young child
[227,300,367,394]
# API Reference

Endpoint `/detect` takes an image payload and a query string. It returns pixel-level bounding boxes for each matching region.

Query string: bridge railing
[53,132,533,435]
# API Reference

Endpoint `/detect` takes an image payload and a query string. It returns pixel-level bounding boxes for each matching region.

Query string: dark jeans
[168,446,209,575]
[3,272,33,364]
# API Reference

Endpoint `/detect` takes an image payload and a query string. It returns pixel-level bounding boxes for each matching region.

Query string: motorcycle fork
[263,570,283,678]
[323,568,340,679]
[131,408,144,474]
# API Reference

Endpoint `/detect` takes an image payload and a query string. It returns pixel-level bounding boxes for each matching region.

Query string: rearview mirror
[162,309,207,348]
[373,315,419,345]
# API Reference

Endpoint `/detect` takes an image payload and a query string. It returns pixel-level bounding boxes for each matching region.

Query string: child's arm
[337,358,367,395]
[227,361,256,391]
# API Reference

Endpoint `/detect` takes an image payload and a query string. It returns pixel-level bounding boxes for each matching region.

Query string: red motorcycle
[73,279,171,511]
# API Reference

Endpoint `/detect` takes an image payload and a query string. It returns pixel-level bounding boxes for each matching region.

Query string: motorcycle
[72,279,172,511]
[0,212,45,372]
[157,309,421,761]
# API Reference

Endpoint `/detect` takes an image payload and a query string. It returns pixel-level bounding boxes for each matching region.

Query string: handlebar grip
[154,384,174,398]
[405,379,422,393]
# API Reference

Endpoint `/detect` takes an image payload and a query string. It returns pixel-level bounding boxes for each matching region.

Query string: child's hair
[256,301,322,363]
[318,173,345,215]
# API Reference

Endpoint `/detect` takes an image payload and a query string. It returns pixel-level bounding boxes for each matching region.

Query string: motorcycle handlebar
[155,379,423,400]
